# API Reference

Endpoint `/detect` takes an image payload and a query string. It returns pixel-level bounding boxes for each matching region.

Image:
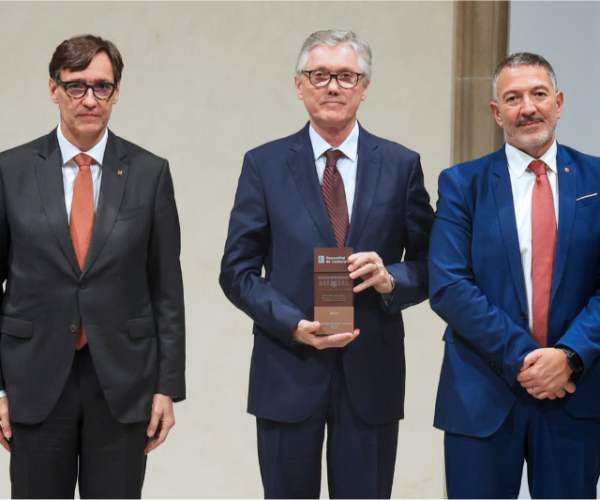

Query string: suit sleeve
[555,276,600,374]
[387,155,434,314]
[0,167,7,391]
[147,160,186,401]
[428,168,539,384]
[219,151,306,347]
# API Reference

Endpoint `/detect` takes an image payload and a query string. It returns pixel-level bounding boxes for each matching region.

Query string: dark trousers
[10,346,149,499]
[445,394,600,499]
[256,355,399,499]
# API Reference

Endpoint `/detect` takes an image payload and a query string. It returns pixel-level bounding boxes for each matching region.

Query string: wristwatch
[557,346,584,374]
[388,272,396,292]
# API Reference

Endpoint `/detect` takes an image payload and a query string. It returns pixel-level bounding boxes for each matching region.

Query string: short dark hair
[49,34,124,83]
[492,52,557,102]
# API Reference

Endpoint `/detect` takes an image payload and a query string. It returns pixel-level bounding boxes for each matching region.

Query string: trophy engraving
[314,248,354,335]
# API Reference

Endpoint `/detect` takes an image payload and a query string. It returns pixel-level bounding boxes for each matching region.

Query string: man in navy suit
[430,52,600,498]
[220,30,433,499]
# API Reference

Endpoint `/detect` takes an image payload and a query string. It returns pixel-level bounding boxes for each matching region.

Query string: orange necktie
[71,153,95,349]
[530,160,557,347]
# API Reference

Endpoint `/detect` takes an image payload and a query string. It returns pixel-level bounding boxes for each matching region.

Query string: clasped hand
[517,348,576,400]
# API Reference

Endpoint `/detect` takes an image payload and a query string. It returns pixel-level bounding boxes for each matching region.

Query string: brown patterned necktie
[530,160,557,347]
[71,153,95,350]
[322,149,349,248]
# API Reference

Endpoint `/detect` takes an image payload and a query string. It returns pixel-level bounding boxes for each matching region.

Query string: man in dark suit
[220,30,433,499]
[430,52,600,498]
[0,35,185,498]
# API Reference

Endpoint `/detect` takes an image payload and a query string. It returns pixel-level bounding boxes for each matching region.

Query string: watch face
[567,351,584,374]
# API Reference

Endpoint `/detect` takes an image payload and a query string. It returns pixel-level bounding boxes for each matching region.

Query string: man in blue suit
[220,30,433,499]
[430,52,600,499]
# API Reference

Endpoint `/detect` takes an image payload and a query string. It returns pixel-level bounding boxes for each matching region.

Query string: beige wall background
[0,2,453,498]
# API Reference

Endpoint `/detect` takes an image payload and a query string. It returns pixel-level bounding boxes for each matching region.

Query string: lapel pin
[117,170,123,176]
[565,168,570,173]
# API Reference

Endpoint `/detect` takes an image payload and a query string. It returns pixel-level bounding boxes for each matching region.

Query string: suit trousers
[256,353,399,499]
[445,392,600,499]
[10,346,149,499]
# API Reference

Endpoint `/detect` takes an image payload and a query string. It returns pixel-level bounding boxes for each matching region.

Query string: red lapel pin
[117,170,123,176]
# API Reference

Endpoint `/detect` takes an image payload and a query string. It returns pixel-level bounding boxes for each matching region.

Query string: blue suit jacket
[430,144,600,438]
[220,123,433,424]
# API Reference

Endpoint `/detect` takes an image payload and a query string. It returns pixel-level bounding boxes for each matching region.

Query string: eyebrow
[502,84,551,98]
[310,67,359,72]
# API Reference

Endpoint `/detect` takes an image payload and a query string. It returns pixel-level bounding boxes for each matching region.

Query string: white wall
[510,2,600,497]
[510,1,600,155]
[0,2,454,498]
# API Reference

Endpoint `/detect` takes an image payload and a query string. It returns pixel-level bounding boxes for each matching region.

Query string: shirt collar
[309,121,359,162]
[505,140,558,178]
[56,124,108,167]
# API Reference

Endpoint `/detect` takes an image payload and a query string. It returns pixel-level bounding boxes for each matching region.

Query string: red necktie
[322,149,349,248]
[530,160,556,347]
[71,153,95,350]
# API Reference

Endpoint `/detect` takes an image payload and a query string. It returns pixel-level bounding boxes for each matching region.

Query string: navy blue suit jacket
[220,123,433,424]
[430,144,600,438]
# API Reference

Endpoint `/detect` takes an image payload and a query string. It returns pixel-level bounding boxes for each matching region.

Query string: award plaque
[314,248,354,335]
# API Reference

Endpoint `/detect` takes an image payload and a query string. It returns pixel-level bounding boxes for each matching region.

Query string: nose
[81,87,97,107]
[521,94,536,115]
[327,75,341,93]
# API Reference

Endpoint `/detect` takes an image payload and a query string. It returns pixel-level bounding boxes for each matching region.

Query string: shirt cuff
[0,390,7,399]
[381,292,394,310]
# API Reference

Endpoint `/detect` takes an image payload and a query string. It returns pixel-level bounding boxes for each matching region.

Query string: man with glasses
[0,35,185,498]
[220,30,433,498]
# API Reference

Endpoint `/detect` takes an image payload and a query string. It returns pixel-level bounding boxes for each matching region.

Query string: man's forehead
[306,44,360,68]
[59,53,114,80]
[499,65,553,89]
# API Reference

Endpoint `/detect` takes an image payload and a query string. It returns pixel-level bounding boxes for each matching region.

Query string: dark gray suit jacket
[0,129,185,424]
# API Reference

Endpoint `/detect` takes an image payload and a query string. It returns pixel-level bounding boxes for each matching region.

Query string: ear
[360,80,370,102]
[490,101,503,127]
[555,90,564,119]
[49,78,59,104]
[295,76,304,100]
[111,82,121,105]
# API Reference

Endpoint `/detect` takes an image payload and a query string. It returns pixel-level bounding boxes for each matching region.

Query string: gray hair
[295,30,372,82]
[492,52,558,102]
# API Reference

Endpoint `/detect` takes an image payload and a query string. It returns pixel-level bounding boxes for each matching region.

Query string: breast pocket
[576,193,599,208]
[369,200,403,215]
[116,205,146,221]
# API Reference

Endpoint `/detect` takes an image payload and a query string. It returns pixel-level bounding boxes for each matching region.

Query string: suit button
[69,324,78,333]
[520,311,527,320]
[79,280,86,289]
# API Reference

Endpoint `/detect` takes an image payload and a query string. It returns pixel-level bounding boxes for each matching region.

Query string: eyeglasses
[302,69,365,89]
[56,78,117,100]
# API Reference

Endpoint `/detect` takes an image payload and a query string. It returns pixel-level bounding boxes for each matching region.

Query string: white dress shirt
[506,141,559,333]
[57,125,107,222]
[309,121,359,222]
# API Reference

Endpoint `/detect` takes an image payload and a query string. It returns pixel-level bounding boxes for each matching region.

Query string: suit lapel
[491,149,528,313]
[287,126,337,247]
[34,131,81,276]
[82,132,128,275]
[551,145,575,302]
[346,126,381,247]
